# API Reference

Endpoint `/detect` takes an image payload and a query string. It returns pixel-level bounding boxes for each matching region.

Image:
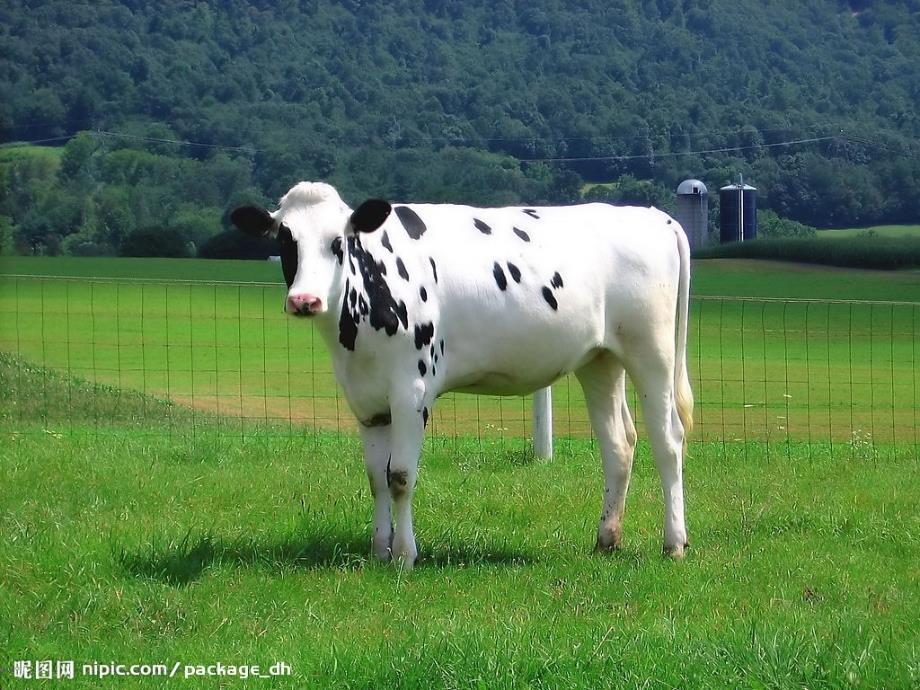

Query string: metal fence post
[533,386,553,459]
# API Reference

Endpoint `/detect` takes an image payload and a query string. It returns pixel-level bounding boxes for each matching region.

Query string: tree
[120,227,190,258]
[59,132,98,181]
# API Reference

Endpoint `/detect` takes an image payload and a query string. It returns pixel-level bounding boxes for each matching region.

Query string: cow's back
[413,202,681,396]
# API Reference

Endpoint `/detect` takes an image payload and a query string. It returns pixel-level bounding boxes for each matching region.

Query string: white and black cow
[232,181,693,568]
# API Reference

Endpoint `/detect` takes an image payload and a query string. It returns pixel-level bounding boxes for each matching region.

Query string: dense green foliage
[1,0,919,256]
[695,235,920,269]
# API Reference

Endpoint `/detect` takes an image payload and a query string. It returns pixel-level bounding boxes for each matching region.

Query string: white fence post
[533,386,553,460]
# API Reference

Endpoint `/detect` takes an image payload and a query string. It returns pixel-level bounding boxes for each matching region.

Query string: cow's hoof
[663,542,690,559]
[594,525,622,553]
[594,531,622,553]
[593,541,622,555]
[394,553,417,571]
[372,534,393,562]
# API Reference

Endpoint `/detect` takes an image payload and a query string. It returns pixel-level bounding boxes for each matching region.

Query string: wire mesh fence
[1,274,917,453]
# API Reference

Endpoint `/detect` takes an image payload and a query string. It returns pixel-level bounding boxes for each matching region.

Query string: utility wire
[91,130,258,152]
[523,136,840,162]
[2,129,912,161]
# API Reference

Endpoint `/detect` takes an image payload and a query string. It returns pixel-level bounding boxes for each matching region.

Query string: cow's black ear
[231,206,276,237]
[350,199,391,233]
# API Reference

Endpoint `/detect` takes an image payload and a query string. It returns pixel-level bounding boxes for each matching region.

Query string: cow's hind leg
[576,353,637,552]
[624,351,689,558]
[360,424,393,561]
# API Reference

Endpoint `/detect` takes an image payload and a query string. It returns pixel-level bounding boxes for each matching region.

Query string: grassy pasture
[1,257,918,688]
[1,257,918,444]
[1,359,918,688]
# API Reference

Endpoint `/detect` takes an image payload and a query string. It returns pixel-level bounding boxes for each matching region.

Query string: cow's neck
[319,232,408,355]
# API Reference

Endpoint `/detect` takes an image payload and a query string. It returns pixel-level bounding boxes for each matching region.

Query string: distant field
[4,255,920,301]
[1,257,917,444]
[0,143,63,163]
[819,224,920,239]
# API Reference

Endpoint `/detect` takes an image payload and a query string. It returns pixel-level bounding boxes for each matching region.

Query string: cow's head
[231,182,391,316]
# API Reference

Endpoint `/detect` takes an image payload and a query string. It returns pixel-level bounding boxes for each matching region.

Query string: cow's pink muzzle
[287,294,323,316]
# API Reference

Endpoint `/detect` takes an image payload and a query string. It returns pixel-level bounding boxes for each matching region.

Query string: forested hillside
[1,0,919,257]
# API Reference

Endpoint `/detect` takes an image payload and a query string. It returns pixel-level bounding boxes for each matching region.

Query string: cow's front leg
[360,424,393,561]
[387,394,427,570]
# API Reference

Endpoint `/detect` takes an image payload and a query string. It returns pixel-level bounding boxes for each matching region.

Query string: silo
[675,179,709,251]
[719,179,757,243]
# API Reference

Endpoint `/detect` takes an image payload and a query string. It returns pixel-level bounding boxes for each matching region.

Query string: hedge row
[694,237,920,270]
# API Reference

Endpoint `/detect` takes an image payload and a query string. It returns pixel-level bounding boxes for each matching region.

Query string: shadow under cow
[116,528,533,586]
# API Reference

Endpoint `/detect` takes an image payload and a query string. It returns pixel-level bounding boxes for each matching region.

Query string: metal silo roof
[677,179,708,195]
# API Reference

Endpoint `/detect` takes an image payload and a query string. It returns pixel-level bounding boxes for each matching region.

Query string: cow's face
[231,190,391,317]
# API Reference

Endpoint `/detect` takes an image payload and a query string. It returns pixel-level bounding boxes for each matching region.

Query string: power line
[0,135,78,148]
[2,129,911,162]
[522,136,840,163]
[92,130,259,152]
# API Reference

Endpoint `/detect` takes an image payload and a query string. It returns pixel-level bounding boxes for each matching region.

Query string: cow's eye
[277,225,298,288]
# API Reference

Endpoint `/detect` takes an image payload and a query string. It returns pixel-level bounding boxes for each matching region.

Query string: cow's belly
[451,366,580,396]
[439,316,603,397]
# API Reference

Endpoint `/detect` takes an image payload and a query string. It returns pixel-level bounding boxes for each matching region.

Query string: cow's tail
[673,219,694,453]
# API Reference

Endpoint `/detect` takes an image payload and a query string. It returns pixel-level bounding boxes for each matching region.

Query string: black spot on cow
[344,234,407,340]
[492,262,507,291]
[434,354,439,364]
[507,262,522,283]
[386,457,408,495]
[422,407,429,427]
[474,218,492,235]
[346,236,358,275]
[551,271,564,289]
[414,322,435,350]
[667,219,672,225]
[331,236,344,265]
[395,206,427,240]
[523,209,540,219]
[439,339,445,355]
[363,412,391,427]
[429,257,438,283]
[432,365,437,376]
[277,225,298,288]
[349,286,357,308]
[338,297,358,350]
[513,227,531,242]
[418,359,427,376]
[396,257,409,281]
[542,286,558,311]
[429,344,435,357]
[358,294,368,316]
[381,231,394,253]
[419,286,427,302]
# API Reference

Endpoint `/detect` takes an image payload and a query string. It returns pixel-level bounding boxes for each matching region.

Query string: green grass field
[1,256,918,443]
[818,224,920,240]
[1,359,918,688]
[1,256,918,688]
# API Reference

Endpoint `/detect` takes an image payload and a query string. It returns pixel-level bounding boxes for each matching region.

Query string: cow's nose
[287,294,323,315]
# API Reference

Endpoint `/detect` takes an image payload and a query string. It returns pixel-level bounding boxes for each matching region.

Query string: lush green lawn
[1,360,917,689]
